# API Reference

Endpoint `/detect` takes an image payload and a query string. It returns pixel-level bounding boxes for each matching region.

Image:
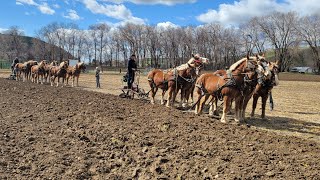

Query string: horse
[14,63,26,81]
[165,66,200,108]
[24,60,38,81]
[250,60,280,119]
[194,55,260,123]
[147,55,209,106]
[49,61,68,87]
[44,61,58,83]
[31,60,47,84]
[66,62,86,87]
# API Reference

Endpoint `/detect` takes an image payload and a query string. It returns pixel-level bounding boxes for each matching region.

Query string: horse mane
[229,58,247,71]
[59,62,66,68]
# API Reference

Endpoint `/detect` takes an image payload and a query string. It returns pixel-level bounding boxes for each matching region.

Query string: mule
[31,60,47,84]
[66,62,86,87]
[194,55,260,123]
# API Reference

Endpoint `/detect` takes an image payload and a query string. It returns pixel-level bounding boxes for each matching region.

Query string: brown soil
[1,76,320,179]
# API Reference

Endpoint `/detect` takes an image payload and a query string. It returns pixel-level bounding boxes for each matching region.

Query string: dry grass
[1,69,320,143]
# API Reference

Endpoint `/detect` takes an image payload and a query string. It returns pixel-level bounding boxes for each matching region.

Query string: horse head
[76,62,86,72]
[268,60,280,86]
[59,61,68,69]
[39,60,47,68]
[50,60,58,66]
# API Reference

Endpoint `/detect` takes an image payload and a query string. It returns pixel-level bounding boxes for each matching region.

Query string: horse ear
[275,60,280,66]
[192,53,195,58]
[247,54,250,60]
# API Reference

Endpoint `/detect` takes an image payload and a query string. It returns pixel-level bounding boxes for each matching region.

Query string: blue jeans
[127,75,134,89]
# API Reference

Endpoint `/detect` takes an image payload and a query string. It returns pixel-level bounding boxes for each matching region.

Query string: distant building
[290,66,314,73]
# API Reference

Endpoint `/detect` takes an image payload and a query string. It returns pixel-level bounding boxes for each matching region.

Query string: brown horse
[44,61,58,83]
[31,60,47,84]
[50,61,68,87]
[24,60,38,81]
[250,60,279,119]
[14,63,26,81]
[166,66,200,108]
[66,62,86,87]
[147,55,209,106]
[194,55,260,123]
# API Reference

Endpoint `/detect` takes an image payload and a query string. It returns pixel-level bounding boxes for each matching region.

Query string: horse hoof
[220,119,227,123]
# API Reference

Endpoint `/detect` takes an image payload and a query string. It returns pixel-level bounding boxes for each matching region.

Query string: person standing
[11,57,19,74]
[95,67,101,88]
[127,54,137,89]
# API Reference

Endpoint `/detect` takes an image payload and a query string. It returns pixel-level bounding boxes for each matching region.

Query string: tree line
[0,11,319,73]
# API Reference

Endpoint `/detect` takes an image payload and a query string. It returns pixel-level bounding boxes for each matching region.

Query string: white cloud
[53,4,60,9]
[63,9,81,20]
[16,0,38,6]
[16,0,56,15]
[83,0,145,24]
[0,28,9,33]
[156,21,179,29]
[196,0,320,26]
[284,0,320,16]
[100,0,196,5]
[38,3,55,15]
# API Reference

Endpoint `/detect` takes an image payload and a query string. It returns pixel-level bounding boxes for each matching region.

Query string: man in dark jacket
[127,54,137,89]
[11,57,19,74]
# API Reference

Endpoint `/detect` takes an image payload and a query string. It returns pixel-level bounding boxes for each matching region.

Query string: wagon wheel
[119,92,127,98]
[127,89,135,99]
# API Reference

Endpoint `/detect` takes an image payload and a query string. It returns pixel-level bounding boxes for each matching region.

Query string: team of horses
[147,54,279,123]
[12,54,278,123]
[13,60,86,87]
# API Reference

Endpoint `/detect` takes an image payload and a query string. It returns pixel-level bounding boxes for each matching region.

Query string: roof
[290,67,313,73]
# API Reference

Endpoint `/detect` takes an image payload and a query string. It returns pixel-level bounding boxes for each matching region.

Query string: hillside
[0,33,73,62]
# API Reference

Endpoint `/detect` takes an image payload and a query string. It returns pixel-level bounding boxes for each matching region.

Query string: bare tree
[3,26,27,61]
[256,12,299,71]
[295,15,320,74]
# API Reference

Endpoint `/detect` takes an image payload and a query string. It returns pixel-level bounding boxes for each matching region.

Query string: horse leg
[179,88,184,108]
[56,77,60,87]
[261,94,268,119]
[234,96,243,123]
[172,88,179,108]
[194,86,203,115]
[72,76,75,87]
[251,94,259,118]
[195,94,209,115]
[76,76,79,87]
[161,90,166,105]
[209,95,219,116]
[242,95,252,120]
[50,76,54,86]
[221,96,231,123]
[41,74,44,84]
[150,87,158,104]
[189,84,195,105]
[166,87,173,108]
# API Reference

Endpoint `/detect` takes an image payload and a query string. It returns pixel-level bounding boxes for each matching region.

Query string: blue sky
[1,0,320,36]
